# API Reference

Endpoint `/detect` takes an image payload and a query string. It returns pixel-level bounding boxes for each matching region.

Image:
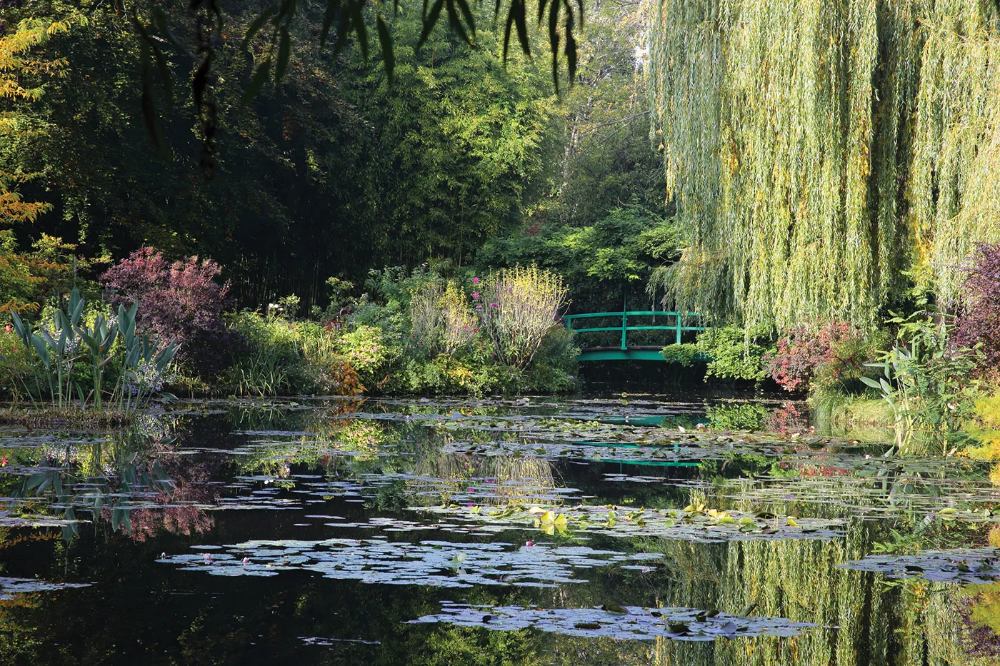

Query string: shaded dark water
[0,394,998,665]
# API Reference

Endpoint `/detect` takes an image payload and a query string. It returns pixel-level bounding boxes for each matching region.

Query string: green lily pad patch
[410,601,822,641]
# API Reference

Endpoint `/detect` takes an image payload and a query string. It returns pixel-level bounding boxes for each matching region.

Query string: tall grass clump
[408,282,446,352]
[297,321,363,395]
[409,281,475,356]
[226,311,365,396]
[439,283,476,355]
[478,266,568,370]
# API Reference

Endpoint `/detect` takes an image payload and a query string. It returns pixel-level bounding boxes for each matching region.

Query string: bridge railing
[562,311,705,351]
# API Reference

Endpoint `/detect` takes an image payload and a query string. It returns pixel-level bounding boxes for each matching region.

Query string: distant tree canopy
[0,1,567,307]
[650,0,1000,331]
[0,0,664,315]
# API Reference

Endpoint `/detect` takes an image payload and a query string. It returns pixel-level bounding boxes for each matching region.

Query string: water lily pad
[410,503,843,543]
[159,539,662,588]
[839,548,1000,583]
[0,576,90,600]
[410,601,821,641]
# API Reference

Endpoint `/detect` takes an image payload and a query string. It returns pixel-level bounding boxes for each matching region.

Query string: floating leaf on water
[840,548,1000,584]
[0,576,90,601]
[410,602,820,642]
[410,502,842,543]
[159,539,662,588]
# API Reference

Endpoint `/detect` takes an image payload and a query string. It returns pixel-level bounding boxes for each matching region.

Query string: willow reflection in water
[643,523,994,666]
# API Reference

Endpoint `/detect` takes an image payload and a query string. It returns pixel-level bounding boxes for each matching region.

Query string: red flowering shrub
[765,402,811,435]
[954,242,1000,370]
[766,320,875,393]
[101,247,237,375]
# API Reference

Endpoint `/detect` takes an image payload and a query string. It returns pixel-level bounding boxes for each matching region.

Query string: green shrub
[296,321,363,395]
[337,325,400,389]
[524,326,578,392]
[695,325,775,382]
[863,312,981,454]
[224,313,371,396]
[661,343,699,367]
[225,312,309,396]
[0,325,37,402]
[705,402,769,431]
[408,281,476,357]
[310,264,578,396]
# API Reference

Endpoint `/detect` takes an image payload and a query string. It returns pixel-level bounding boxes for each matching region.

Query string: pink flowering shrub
[101,247,237,375]
[765,402,811,435]
[766,320,876,394]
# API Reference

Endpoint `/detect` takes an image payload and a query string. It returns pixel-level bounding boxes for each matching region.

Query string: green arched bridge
[563,310,706,362]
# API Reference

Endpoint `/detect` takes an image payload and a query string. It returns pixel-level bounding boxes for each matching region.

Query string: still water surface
[0,394,997,665]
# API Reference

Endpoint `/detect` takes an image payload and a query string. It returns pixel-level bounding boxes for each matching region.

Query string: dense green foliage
[662,325,774,382]
[4,288,177,413]
[478,0,673,313]
[479,205,677,312]
[0,2,563,310]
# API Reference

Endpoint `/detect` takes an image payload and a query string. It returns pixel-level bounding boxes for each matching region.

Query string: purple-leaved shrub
[101,247,238,375]
[954,242,1000,371]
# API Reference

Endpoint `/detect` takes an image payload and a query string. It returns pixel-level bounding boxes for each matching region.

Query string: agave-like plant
[10,289,86,408]
[111,302,177,416]
[18,437,176,542]
[9,288,176,413]
[75,306,126,410]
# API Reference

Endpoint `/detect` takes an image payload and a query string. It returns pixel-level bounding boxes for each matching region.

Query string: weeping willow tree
[648,0,1000,330]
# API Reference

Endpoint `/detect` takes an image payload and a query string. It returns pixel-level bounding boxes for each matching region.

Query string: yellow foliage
[480,265,568,369]
[975,395,1000,431]
[439,282,475,355]
[1,17,74,228]
[0,18,70,101]
[965,394,1000,461]
[446,364,474,384]
[959,583,1000,636]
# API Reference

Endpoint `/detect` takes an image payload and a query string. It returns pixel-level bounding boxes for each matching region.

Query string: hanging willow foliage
[649,0,1000,331]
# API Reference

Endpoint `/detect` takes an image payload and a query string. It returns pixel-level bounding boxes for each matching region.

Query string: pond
[0,393,997,665]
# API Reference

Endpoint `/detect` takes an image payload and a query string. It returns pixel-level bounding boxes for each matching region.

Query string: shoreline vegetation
[655,244,1000,462]
[0,406,134,428]
[1,255,580,412]
[6,2,1000,662]
[4,241,1000,461]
